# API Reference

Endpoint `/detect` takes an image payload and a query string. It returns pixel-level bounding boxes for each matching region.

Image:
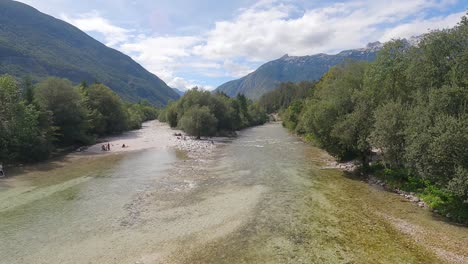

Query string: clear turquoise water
[0,123,466,264]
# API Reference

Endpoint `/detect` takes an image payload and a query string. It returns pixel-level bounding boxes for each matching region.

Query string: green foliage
[125,100,158,130]
[0,74,159,164]
[81,83,129,135]
[158,88,267,137]
[258,81,315,113]
[0,1,179,105]
[272,14,468,222]
[0,75,52,163]
[447,167,468,203]
[282,100,304,132]
[216,47,377,100]
[158,108,167,123]
[22,75,34,104]
[370,101,407,167]
[34,77,90,145]
[178,105,218,139]
[301,61,369,160]
[165,102,178,128]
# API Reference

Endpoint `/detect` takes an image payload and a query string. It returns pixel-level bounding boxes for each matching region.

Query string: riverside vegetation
[158,88,268,139]
[0,75,159,164]
[259,15,468,223]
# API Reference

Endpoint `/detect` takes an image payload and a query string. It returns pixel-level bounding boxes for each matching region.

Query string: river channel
[0,123,466,263]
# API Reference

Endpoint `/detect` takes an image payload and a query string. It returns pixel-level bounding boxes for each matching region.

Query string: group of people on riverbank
[101,143,111,151]
[101,142,129,152]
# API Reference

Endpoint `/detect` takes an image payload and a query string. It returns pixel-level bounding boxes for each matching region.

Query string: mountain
[215,43,382,99]
[0,0,179,105]
[172,87,186,96]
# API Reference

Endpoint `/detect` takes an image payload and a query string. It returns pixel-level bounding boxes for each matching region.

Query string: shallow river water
[0,123,467,263]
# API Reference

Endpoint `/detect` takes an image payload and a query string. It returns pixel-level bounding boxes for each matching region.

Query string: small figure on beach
[101,144,106,151]
[122,144,126,148]
[107,143,110,151]
[0,163,5,177]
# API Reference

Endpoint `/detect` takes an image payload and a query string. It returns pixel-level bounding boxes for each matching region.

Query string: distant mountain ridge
[0,0,179,105]
[172,87,186,96]
[215,42,384,99]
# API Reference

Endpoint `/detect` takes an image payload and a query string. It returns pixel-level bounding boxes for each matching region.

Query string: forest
[158,88,268,139]
[0,76,159,164]
[260,16,468,223]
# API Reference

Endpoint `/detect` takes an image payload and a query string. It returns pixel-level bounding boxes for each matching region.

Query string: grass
[370,163,468,224]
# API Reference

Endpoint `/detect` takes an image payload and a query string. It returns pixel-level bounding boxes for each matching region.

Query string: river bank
[324,157,468,225]
[80,119,234,160]
[0,122,466,263]
[2,120,219,177]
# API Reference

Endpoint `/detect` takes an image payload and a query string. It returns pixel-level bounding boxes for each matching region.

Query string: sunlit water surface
[0,123,466,263]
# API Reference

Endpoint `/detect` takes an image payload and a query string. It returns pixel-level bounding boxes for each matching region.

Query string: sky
[16,0,467,91]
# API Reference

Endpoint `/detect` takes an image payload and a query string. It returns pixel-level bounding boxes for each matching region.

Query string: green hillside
[216,44,382,100]
[0,0,179,105]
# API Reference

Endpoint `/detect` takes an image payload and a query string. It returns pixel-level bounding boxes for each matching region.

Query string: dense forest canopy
[258,81,316,113]
[260,15,468,223]
[158,88,268,138]
[0,75,159,164]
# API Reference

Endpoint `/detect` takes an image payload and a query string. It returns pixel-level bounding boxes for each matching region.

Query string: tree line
[158,88,268,139]
[0,76,159,164]
[261,15,468,223]
[258,81,316,113]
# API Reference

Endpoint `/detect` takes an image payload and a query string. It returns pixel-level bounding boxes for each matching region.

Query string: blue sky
[17,0,467,90]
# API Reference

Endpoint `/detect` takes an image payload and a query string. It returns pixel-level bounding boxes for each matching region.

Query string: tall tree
[178,105,217,139]
[35,77,90,145]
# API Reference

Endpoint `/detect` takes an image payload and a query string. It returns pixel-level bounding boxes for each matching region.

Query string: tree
[364,40,411,103]
[178,105,218,139]
[236,94,251,128]
[34,77,90,145]
[301,61,368,160]
[83,83,129,135]
[282,100,303,131]
[158,87,267,135]
[22,75,34,105]
[0,75,52,163]
[370,101,407,168]
[165,102,178,128]
[404,86,467,185]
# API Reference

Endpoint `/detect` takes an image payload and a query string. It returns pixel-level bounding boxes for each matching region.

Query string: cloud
[120,36,206,90]
[61,11,132,46]
[380,11,466,41]
[193,0,464,61]
[223,60,254,77]
[55,0,465,91]
[169,76,213,91]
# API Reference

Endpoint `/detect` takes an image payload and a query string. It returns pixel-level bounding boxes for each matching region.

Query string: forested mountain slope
[216,42,383,99]
[0,0,179,105]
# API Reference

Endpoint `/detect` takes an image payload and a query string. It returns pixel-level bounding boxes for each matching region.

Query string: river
[0,123,466,263]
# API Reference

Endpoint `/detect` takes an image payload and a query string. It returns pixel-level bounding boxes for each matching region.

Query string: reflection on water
[0,123,466,264]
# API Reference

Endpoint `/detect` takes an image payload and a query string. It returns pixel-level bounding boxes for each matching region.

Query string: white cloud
[55,0,465,91]
[192,0,463,61]
[120,36,205,90]
[169,76,213,91]
[223,60,254,77]
[380,11,466,41]
[61,11,132,46]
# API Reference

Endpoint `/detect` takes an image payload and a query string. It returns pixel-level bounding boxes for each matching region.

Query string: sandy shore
[76,120,222,158]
